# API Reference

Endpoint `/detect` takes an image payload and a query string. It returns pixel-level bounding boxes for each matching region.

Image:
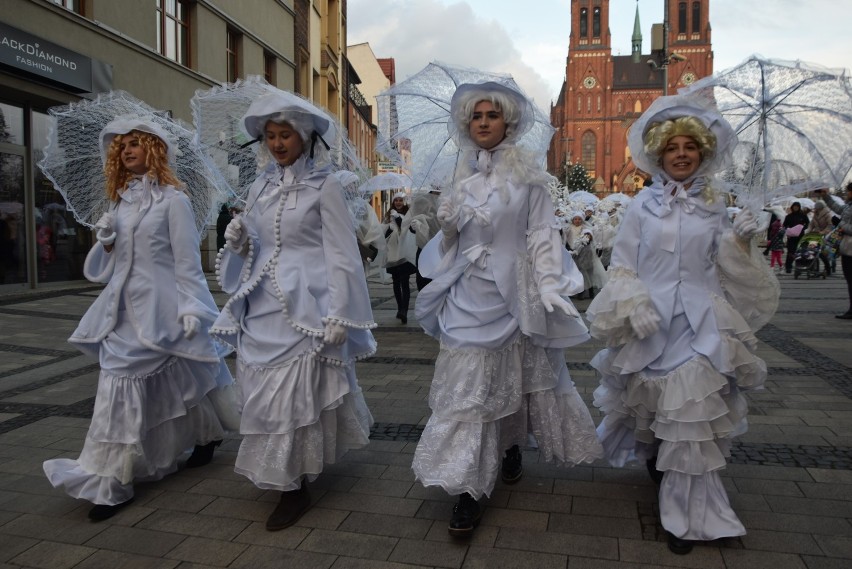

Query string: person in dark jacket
[783,202,810,273]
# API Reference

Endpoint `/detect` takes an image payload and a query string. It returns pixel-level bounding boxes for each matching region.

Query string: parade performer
[413,80,602,537]
[43,118,236,521]
[211,91,376,531]
[587,95,779,554]
[383,192,418,323]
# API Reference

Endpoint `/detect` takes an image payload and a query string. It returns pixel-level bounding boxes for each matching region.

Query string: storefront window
[32,111,91,283]
[0,102,24,145]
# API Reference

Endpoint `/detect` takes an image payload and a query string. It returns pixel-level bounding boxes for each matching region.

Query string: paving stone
[0,512,106,545]
[548,512,642,539]
[387,537,467,568]
[142,491,217,513]
[338,511,432,540]
[309,474,359,493]
[294,507,350,530]
[812,534,852,558]
[165,536,248,567]
[506,490,573,514]
[422,519,498,547]
[740,529,823,555]
[764,494,852,517]
[797,482,852,501]
[0,532,38,562]
[135,510,250,540]
[728,493,771,512]
[494,527,618,559]
[460,545,566,569]
[478,506,548,531]
[738,511,852,536]
[349,477,413,498]
[617,538,725,568]
[719,548,807,569]
[84,525,187,557]
[317,490,422,517]
[298,528,397,561]
[553,478,658,502]
[800,555,852,569]
[198,497,270,522]
[9,540,96,569]
[186,478,265,500]
[73,550,180,569]
[724,464,814,482]
[572,496,637,518]
[2,492,80,517]
[233,521,310,549]
[323,462,388,479]
[805,469,852,484]
[732,478,805,497]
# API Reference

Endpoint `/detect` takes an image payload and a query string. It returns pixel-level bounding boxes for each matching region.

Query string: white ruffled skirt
[234,356,372,491]
[43,353,235,506]
[413,335,602,500]
[592,296,767,540]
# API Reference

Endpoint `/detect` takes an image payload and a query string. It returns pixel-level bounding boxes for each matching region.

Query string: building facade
[0,0,296,290]
[548,0,712,193]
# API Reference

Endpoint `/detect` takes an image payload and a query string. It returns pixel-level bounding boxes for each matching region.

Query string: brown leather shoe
[266,485,311,531]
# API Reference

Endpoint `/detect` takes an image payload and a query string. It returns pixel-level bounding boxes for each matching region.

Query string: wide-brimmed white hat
[627,94,737,178]
[241,91,333,141]
[449,81,535,148]
[99,116,175,165]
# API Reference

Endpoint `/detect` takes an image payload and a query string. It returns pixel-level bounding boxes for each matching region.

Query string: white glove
[436,200,460,240]
[629,303,661,340]
[323,320,347,345]
[182,315,201,340]
[540,291,580,318]
[224,217,248,252]
[391,210,402,220]
[732,209,759,242]
[94,211,117,247]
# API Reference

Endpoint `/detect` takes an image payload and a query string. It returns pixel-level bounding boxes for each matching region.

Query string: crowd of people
[38,73,852,557]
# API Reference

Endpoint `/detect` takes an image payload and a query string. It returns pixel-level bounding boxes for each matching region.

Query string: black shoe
[667,531,694,555]
[88,498,134,521]
[186,440,222,468]
[448,492,481,537]
[266,485,311,531]
[501,445,523,484]
[835,312,852,320]
[646,456,664,485]
[400,313,408,324]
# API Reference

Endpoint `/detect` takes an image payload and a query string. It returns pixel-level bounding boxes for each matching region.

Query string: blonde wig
[643,116,718,169]
[104,130,181,201]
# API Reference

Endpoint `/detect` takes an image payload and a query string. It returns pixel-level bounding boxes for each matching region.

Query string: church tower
[549,0,714,193]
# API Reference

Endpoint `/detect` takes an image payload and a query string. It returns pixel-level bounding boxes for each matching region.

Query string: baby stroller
[793,233,826,279]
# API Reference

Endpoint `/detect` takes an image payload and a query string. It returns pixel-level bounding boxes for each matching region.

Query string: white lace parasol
[37,90,229,233]
[191,76,369,204]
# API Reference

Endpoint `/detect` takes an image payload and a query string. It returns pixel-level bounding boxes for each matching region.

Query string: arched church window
[678,2,687,34]
[580,8,588,37]
[634,100,642,113]
[582,131,596,173]
[692,1,701,33]
[597,95,601,112]
[593,7,601,37]
[617,100,623,114]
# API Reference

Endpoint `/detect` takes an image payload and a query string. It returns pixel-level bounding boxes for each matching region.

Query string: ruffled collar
[643,173,719,218]
[118,174,163,206]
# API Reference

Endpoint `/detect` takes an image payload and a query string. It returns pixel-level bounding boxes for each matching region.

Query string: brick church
[548,0,713,193]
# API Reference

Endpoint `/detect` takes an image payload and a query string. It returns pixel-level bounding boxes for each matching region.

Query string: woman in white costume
[587,95,779,554]
[382,192,418,323]
[565,211,607,298]
[43,119,235,521]
[213,91,375,531]
[413,81,603,537]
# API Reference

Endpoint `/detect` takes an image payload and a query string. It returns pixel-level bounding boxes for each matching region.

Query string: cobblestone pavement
[0,268,851,569]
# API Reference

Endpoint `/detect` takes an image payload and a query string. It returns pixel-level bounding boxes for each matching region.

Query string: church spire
[631,0,643,63]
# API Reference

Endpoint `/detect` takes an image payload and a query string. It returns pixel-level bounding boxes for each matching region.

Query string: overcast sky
[348,0,852,109]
